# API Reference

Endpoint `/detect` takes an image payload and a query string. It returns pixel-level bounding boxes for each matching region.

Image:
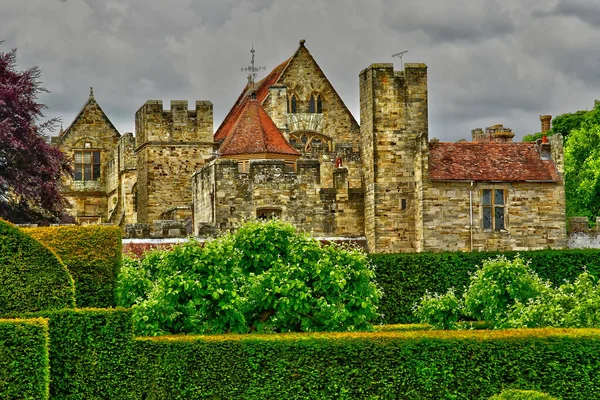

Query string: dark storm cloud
[1,0,599,142]
[534,0,600,28]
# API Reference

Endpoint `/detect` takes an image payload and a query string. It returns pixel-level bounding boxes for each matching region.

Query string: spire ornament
[241,44,266,94]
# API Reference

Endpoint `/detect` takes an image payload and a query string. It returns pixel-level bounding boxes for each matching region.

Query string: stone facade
[56,40,567,253]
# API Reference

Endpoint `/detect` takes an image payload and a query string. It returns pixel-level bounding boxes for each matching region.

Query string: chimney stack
[540,115,552,134]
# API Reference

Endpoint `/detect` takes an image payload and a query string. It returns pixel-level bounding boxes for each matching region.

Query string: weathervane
[241,44,266,94]
[392,50,408,70]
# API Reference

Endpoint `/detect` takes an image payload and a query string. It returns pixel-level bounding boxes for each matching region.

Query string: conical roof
[218,99,300,157]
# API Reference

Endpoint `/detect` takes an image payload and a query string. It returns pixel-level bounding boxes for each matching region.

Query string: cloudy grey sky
[2,0,599,141]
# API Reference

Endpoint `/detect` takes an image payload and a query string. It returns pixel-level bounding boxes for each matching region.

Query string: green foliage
[505,271,600,329]
[0,219,75,314]
[564,101,600,221]
[489,389,558,399]
[461,256,548,326]
[414,288,463,329]
[24,225,122,308]
[135,328,599,399]
[0,318,50,400]
[371,249,600,324]
[522,109,588,142]
[118,219,381,335]
[20,308,139,399]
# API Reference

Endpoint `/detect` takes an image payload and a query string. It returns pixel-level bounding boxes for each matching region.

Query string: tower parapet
[135,100,213,147]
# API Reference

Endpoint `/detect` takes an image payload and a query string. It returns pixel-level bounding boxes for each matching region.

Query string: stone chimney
[471,128,487,142]
[536,136,552,160]
[486,124,514,143]
[540,115,552,134]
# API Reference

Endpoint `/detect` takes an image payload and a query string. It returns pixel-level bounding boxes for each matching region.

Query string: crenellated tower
[359,62,428,253]
[135,100,215,223]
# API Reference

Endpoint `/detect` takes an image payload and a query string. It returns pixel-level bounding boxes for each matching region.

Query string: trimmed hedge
[490,389,558,399]
[24,225,122,307]
[371,249,600,324]
[0,219,75,314]
[134,328,600,399]
[20,308,139,399]
[0,318,50,400]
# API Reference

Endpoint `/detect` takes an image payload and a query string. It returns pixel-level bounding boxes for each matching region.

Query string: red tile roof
[214,58,291,142]
[218,99,300,157]
[428,142,559,182]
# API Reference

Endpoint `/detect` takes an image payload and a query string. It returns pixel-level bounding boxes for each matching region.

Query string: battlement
[135,100,213,146]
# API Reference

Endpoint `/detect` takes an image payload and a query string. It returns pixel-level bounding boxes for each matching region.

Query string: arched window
[308,93,323,113]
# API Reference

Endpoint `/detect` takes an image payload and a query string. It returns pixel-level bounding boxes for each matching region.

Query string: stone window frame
[256,207,282,221]
[73,149,101,181]
[288,92,299,114]
[308,92,323,114]
[289,131,332,152]
[481,187,507,231]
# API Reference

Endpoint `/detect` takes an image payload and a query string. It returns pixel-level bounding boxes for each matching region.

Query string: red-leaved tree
[0,45,71,223]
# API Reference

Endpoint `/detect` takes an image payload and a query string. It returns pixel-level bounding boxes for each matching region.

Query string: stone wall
[135,100,215,223]
[420,181,567,252]
[192,158,364,238]
[359,62,428,253]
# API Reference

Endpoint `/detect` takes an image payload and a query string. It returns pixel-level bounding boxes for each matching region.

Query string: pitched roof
[218,99,300,157]
[59,88,120,142]
[214,58,290,142]
[428,142,559,182]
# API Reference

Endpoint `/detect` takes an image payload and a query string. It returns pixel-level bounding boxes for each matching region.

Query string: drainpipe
[469,181,474,252]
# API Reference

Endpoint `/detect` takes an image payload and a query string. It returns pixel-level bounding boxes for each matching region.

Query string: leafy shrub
[413,288,463,329]
[0,219,75,314]
[489,389,558,399]
[24,225,122,307]
[0,318,50,399]
[118,219,381,335]
[371,249,600,324]
[504,271,600,329]
[462,256,548,326]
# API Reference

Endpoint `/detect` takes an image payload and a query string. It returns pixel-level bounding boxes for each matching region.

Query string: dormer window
[74,150,101,181]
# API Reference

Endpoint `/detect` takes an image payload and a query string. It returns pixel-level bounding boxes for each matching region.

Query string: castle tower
[359,63,428,253]
[135,100,214,223]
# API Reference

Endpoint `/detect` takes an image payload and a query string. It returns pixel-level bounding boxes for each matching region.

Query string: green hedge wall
[24,225,122,308]
[21,308,138,399]
[134,328,600,399]
[0,219,75,314]
[489,389,558,399]
[0,318,50,400]
[370,249,600,324]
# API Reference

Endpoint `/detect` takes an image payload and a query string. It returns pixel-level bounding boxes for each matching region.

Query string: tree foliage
[0,45,71,223]
[415,255,600,330]
[523,108,589,143]
[116,219,381,336]
[564,101,600,221]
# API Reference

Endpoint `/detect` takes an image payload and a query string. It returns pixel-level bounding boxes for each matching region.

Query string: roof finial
[240,43,266,96]
[89,87,94,99]
[299,39,306,47]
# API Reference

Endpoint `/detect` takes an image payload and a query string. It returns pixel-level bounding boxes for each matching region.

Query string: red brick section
[214,58,290,142]
[218,99,300,157]
[428,142,559,182]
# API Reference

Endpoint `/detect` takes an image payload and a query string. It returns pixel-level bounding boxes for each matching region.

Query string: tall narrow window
[482,189,505,230]
[309,96,315,113]
[317,94,322,113]
[290,95,297,113]
[74,150,101,181]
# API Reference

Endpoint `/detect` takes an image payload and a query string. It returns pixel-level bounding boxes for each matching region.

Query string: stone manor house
[53,40,567,253]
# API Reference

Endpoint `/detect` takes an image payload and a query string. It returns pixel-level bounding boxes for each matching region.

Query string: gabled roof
[428,142,559,182]
[214,58,290,142]
[215,39,359,143]
[59,88,120,142]
[218,99,300,157]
